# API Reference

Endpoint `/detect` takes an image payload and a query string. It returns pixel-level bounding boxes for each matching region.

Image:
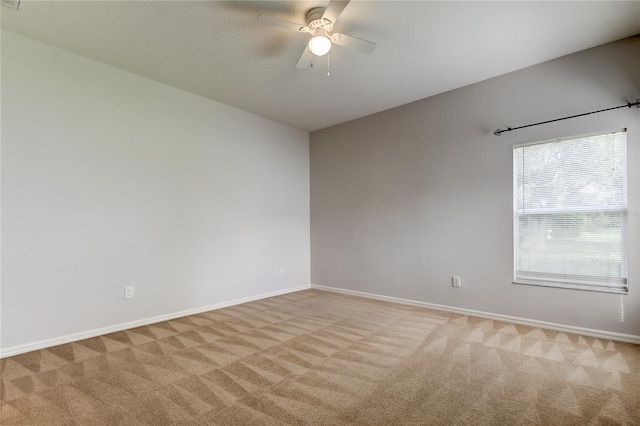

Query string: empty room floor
[1,289,639,425]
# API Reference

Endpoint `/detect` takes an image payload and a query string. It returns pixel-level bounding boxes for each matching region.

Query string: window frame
[512,129,629,294]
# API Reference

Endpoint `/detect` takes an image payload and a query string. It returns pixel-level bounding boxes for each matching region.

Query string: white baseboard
[0,285,311,358]
[311,284,640,345]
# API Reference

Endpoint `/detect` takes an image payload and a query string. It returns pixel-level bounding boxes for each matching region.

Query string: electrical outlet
[124,286,134,299]
[452,276,461,288]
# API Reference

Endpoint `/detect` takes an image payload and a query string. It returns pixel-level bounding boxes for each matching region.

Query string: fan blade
[322,0,349,24]
[333,33,376,54]
[257,15,307,33]
[295,46,313,69]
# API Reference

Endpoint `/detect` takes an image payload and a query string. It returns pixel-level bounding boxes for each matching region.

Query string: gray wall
[311,36,640,336]
[1,31,310,352]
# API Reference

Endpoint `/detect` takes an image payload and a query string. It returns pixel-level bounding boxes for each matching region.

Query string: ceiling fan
[257,0,376,69]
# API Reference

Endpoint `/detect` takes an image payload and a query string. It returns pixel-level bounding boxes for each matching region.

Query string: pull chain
[327,50,331,77]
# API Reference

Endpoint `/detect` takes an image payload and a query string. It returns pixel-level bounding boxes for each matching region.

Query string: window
[513,130,628,293]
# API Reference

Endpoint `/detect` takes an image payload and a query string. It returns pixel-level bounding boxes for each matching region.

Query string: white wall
[1,30,310,353]
[311,36,640,337]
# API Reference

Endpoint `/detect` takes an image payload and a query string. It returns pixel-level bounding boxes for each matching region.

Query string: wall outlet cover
[124,286,134,299]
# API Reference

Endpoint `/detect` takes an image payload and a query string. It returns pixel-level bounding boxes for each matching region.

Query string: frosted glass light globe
[308,35,332,56]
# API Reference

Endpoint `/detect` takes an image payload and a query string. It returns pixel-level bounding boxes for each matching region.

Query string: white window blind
[514,130,628,293]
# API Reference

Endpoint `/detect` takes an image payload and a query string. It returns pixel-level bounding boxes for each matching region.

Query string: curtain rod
[494,99,640,136]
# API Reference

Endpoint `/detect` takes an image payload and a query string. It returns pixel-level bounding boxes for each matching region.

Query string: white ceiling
[2,1,639,131]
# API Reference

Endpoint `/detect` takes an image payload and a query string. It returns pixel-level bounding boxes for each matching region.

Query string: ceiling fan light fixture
[257,0,376,68]
[308,34,332,56]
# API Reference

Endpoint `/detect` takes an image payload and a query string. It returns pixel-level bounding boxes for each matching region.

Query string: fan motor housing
[306,7,332,30]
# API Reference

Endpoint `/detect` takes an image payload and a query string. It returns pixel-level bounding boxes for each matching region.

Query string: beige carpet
[1,289,639,425]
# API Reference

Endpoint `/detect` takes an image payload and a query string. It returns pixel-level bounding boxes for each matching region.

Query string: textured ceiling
[2,1,639,131]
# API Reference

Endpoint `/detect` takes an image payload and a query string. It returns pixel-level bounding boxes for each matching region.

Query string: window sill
[513,280,628,295]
